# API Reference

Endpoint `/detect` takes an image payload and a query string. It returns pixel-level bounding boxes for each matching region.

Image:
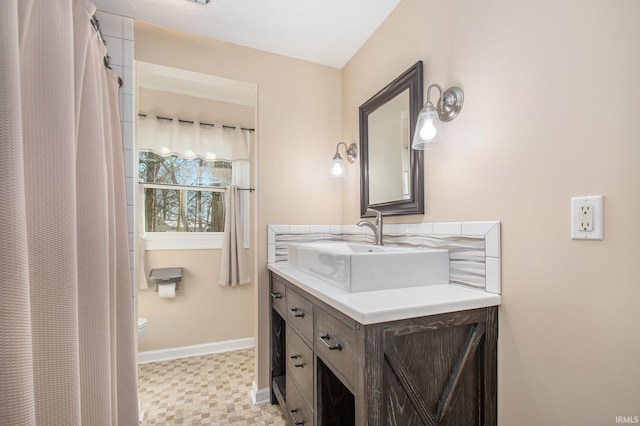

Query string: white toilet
[137,318,148,341]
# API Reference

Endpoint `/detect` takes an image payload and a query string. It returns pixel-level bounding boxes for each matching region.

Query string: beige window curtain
[0,0,138,424]
[219,185,251,286]
[219,130,252,287]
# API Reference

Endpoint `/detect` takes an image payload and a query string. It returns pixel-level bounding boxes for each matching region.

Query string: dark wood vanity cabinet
[269,272,498,426]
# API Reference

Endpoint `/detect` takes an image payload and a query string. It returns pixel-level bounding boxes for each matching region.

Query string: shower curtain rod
[90,15,123,88]
[138,113,255,132]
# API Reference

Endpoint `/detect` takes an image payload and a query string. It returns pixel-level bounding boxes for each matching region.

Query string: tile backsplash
[267,221,501,294]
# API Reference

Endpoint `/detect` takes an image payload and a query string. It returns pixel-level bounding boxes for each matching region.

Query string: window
[139,152,250,250]
[139,152,230,232]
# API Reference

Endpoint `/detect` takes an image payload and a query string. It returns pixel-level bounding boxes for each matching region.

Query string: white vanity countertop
[268,263,501,325]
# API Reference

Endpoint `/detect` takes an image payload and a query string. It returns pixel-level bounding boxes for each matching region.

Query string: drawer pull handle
[270,292,282,299]
[319,333,343,351]
[290,409,305,425]
[289,355,305,368]
[290,307,304,318]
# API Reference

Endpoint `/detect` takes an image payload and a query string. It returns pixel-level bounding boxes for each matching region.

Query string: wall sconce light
[411,84,464,150]
[331,142,358,178]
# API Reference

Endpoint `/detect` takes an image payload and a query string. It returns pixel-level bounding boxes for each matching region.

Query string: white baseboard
[137,337,254,364]
[248,380,271,406]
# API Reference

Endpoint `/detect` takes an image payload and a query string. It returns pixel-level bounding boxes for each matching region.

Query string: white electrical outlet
[579,205,594,231]
[571,196,603,240]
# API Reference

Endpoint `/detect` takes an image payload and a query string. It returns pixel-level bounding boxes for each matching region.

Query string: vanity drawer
[286,325,313,407]
[287,289,314,343]
[270,277,287,317]
[286,376,314,426]
[314,308,355,389]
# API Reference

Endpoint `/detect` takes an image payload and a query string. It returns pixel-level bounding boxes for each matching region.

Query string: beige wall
[138,250,254,350]
[135,22,343,384]
[342,0,640,424]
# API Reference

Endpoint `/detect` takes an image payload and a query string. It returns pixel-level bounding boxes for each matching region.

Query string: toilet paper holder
[149,267,183,292]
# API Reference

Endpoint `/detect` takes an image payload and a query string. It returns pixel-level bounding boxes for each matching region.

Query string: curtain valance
[138,115,250,161]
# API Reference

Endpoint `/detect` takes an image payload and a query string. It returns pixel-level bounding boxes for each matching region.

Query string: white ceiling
[91,0,401,68]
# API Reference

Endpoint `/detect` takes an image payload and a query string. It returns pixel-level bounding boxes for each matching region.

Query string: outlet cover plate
[571,195,603,240]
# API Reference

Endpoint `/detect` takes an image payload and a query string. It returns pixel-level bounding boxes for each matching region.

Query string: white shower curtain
[0,0,138,424]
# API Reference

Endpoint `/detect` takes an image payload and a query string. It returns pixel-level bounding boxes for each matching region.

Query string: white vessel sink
[287,242,449,292]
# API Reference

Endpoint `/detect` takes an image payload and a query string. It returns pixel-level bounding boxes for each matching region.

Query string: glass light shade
[331,157,346,178]
[411,102,443,150]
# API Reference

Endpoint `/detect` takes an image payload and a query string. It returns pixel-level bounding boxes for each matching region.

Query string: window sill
[144,233,224,250]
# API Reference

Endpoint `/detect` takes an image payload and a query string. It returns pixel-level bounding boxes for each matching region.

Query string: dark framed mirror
[359,61,424,217]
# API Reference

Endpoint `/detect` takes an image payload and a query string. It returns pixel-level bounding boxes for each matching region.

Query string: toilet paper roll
[158,283,176,299]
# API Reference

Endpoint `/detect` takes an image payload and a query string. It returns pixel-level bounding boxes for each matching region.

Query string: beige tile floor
[138,348,287,425]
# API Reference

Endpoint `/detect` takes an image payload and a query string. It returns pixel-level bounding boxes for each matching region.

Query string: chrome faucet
[357,208,384,245]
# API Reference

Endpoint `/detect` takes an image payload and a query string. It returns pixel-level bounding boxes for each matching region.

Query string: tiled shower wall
[267,221,501,294]
[95,11,136,292]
